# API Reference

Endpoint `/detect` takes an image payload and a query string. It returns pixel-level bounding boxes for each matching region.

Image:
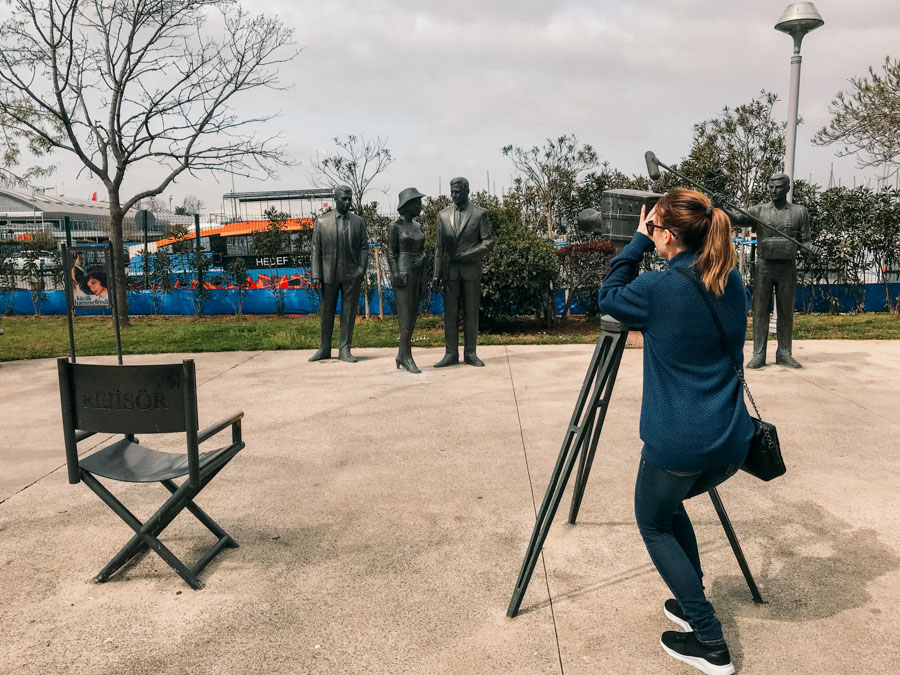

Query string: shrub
[556,239,615,319]
[477,193,559,326]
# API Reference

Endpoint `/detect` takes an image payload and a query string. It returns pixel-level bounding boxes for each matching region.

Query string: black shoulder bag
[673,267,786,481]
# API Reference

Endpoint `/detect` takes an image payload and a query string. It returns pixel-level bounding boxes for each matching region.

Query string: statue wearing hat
[387,187,428,373]
[433,177,494,367]
[309,185,369,363]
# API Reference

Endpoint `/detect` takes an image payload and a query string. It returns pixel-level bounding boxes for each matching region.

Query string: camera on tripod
[576,189,662,253]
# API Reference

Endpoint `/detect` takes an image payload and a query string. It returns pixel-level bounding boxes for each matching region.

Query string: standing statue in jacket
[309,185,369,363]
[433,177,494,367]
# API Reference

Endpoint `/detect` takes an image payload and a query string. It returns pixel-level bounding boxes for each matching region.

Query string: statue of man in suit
[433,177,494,367]
[744,173,811,369]
[309,185,369,363]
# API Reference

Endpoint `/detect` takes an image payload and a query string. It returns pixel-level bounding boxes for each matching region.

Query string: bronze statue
[309,185,369,363]
[744,174,811,369]
[433,177,494,367]
[386,188,428,373]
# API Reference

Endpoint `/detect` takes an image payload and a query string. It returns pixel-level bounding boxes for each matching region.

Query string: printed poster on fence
[69,246,111,309]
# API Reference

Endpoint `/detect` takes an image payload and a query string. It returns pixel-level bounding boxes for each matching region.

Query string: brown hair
[656,188,735,296]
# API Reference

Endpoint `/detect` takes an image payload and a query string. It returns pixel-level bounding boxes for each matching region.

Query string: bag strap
[672,267,766,423]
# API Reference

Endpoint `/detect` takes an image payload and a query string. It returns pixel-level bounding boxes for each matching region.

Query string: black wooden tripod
[507,316,764,618]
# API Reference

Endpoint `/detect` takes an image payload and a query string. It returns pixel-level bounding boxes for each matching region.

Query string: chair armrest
[197,411,244,445]
[75,430,97,443]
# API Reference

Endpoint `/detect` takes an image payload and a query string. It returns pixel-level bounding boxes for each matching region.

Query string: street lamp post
[775,2,824,201]
[770,3,823,335]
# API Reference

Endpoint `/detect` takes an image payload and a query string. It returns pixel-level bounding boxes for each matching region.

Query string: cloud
[52,0,900,212]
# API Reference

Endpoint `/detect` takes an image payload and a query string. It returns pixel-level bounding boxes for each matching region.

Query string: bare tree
[144,196,168,215]
[0,0,297,323]
[813,57,900,178]
[503,134,599,239]
[311,134,394,214]
[174,194,202,215]
[0,106,55,188]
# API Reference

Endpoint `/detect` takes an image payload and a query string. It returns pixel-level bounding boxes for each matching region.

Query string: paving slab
[0,340,898,673]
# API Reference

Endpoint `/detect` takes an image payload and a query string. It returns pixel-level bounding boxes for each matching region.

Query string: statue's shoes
[746,355,766,369]
[396,356,421,374]
[776,354,802,368]
[338,350,359,363]
[464,354,485,367]
[308,348,331,362]
[433,353,459,368]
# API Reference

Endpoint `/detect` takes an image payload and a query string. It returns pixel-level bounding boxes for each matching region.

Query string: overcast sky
[53,0,900,217]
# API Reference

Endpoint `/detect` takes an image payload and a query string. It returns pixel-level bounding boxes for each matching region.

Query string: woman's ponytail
[695,207,735,296]
[655,188,736,296]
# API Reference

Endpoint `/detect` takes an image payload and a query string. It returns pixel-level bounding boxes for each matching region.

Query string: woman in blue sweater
[599,188,752,675]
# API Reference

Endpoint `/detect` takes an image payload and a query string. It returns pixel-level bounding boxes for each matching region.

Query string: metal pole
[709,487,765,603]
[143,211,150,290]
[108,243,123,365]
[778,33,804,332]
[784,34,804,202]
[194,213,202,301]
[62,245,76,362]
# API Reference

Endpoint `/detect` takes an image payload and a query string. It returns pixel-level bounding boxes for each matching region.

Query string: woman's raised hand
[637,204,658,237]
[637,204,649,237]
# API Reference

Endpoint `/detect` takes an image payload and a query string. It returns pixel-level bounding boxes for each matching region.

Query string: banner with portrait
[67,245,112,309]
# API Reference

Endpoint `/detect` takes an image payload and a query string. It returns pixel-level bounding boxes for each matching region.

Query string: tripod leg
[508,325,626,618]
[507,337,608,618]
[569,414,595,524]
[708,487,765,604]
[506,434,586,618]
[569,329,628,524]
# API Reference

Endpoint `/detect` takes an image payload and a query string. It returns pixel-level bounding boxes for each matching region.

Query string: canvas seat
[57,357,245,590]
[79,438,236,483]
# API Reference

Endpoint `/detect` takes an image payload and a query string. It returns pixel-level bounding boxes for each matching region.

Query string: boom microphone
[644,151,662,181]
[644,149,818,256]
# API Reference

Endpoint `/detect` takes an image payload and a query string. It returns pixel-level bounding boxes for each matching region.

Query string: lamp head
[775,3,824,41]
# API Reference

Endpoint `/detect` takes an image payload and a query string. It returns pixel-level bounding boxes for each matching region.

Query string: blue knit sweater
[598,233,753,472]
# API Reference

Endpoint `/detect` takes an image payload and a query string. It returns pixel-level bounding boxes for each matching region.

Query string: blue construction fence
[2,280,899,316]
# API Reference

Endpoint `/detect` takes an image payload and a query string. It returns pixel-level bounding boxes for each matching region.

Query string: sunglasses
[646,217,678,239]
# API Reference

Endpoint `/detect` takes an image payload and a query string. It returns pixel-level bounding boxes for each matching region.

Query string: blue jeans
[634,457,741,645]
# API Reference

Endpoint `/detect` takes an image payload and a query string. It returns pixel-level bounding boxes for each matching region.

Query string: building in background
[221,188,333,222]
[0,188,169,244]
[148,188,335,266]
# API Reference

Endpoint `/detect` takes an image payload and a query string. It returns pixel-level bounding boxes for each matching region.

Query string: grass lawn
[0,312,897,362]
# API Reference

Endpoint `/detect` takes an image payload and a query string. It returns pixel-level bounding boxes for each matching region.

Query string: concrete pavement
[1,341,899,673]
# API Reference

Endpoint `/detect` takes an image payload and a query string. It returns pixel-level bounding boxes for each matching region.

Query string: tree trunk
[374,246,384,319]
[543,281,556,327]
[560,287,575,321]
[107,198,130,326]
[356,198,371,319]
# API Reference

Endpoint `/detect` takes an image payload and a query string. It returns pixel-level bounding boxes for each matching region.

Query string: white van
[7,250,54,271]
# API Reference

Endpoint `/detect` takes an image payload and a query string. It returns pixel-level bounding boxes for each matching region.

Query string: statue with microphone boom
[643,150,819,368]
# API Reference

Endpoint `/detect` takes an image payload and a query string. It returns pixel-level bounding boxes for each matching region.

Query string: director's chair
[57,357,245,590]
